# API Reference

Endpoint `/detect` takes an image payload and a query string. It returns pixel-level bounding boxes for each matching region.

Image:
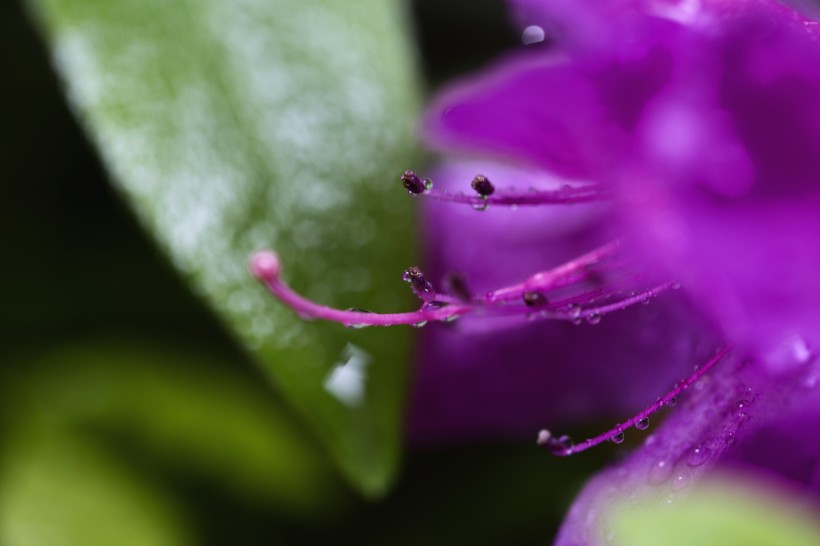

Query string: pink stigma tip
[250,250,281,281]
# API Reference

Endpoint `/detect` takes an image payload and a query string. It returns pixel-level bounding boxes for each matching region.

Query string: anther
[402,266,434,298]
[523,291,548,307]
[401,169,429,195]
[471,174,495,197]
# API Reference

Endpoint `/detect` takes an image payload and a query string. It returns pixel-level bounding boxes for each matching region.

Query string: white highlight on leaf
[324,344,371,407]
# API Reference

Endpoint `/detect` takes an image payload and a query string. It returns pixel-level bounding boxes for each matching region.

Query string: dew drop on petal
[672,474,689,491]
[648,459,674,485]
[686,446,711,467]
[471,200,489,212]
[412,321,428,329]
[610,431,625,444]
[666,396,678,407]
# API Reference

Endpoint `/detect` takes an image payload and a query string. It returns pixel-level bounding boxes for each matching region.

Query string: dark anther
[444,272,472,302]
[403,266,434,294]
[401,169,427,195]
[471,174,495,197]
[523,291,548,307]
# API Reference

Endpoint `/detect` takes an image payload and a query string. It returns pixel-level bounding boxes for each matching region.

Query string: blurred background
[0,1,616,544]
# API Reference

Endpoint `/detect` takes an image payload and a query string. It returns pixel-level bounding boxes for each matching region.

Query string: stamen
[488,240,622,303]
[523,291,549,307]
[401,169,432,195]
[541,348,732,457]
[471,174,495,197]
[250,251,469,327]
[251,245,673,330]
[402,266,436,301]
[402,170,611,207]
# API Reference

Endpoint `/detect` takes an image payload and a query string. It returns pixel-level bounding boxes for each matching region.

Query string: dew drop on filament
[343,308,374,329]
[586,312,602,325]
[636,417,650,430]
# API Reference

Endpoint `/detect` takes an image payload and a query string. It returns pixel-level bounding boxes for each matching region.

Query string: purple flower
[250,0,820,541]
[413,0,820,542]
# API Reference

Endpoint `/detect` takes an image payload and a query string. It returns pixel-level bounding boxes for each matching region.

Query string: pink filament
[419,183,611,207]
[250,244,672,328]
[542,348,732,457]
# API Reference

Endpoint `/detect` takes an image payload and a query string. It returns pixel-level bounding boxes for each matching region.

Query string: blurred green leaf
[27,0,421,495]
[0,427,192,546]
[2,339,344,517]
[610,474,820,546]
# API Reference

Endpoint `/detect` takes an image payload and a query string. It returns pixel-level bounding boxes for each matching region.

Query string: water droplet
[636,417,650,430]
[686,446,711,467]
[424,178,434,191]
[641,296,652,305]
[672,281,682,290]
[672,474,689,491]
[421,301,444,311]
[610,431,625,444]
[586,312,602,325]
[521,24,545,45]
[344,308,374,329]
[412,321,428,329]
[536,429,552,446]
[443,314,459,323]
[648,459,674,485]
[471,200,489,212]
[666,396,678,407]
[567,304,582,319]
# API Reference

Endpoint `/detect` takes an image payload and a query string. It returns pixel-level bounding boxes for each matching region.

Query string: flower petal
[555,353,820,545]
[622,4,820,362]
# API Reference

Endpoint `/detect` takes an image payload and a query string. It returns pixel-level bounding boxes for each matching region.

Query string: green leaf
[610,474,820,546]
[0,428,192,546]
[3,339,344,516]
[27,0,421,495]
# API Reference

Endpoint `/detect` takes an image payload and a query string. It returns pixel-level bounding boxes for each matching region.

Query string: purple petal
[555,353,820,545]
[621,4,820,362]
